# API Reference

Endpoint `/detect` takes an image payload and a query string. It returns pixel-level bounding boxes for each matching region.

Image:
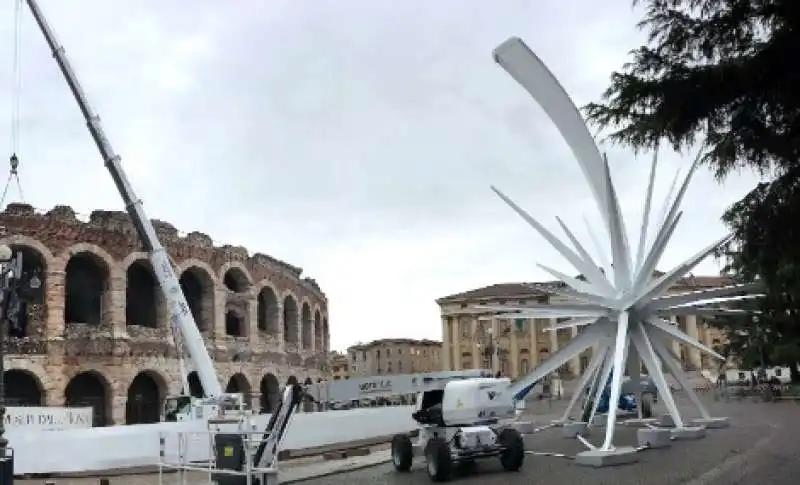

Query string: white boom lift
[308,369,537,482]
[23,0,304,479]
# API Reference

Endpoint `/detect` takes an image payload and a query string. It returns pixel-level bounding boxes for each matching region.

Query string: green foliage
[584,0,800,179]
[584,0,800,377]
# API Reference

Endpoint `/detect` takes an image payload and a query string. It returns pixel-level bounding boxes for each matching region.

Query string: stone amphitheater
[0,202,330,426]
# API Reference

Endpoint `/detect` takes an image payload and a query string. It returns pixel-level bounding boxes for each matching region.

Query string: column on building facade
[570,325,580,377]
[510,324,519,378]
[686,315,702,369]
[670,316,681,360]
[529,319,539,368]
[441,316,451,370]
[452,317,462,370]
[549,318,558,355]
[471,317,480,370]
[491,317,499,374]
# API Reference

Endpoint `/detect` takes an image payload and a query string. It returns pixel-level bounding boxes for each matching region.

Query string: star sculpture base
[477,36,761,454]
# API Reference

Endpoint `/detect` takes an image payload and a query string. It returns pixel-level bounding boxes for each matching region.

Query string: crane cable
[3,0,25,208]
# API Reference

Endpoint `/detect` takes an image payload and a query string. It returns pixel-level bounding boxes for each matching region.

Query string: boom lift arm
[25,0,223,398]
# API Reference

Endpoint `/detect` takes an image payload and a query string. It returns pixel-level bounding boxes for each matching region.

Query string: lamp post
[0,245,40,458]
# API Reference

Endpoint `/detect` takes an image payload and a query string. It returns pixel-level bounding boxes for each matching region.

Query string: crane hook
[9,153,19,174]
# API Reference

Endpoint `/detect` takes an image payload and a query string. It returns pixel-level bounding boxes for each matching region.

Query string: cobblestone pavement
[18,396,800,485]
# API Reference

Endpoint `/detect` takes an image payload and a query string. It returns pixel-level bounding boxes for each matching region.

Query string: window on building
[521,359,529,374]
[461,323,470,337]
[398,361,403,372]
[387,362,393,373]
[398,349,402,355]
[376,350,381,359]
[387,348,391,357]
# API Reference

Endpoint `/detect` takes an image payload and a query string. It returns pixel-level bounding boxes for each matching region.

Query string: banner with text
[5,406,93,431]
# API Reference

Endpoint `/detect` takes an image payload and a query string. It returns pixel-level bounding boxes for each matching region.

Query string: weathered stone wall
[0,203,330,424]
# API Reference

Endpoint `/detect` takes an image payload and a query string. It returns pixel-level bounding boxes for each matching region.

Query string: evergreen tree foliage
[583,0,800,378]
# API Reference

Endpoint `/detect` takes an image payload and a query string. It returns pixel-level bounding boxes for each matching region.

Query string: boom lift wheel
[391,434,413,472]
[640,392,654,418]
[497,427,525,472]
[424,437,452,482]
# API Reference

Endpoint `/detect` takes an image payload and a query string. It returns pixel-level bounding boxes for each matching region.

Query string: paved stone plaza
[18,396,800,485]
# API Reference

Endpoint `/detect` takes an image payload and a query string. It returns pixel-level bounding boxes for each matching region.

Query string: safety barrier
[158,428,278,485]
[7,405,419,475]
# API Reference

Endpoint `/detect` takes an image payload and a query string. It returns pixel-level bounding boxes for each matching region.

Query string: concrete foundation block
[637,427,672,449]
[562,421,588,438]
[574,446,639,467]
[671,426,707,440]
[624,418,659,427]
[658,414,675,427]
[690,417,730,429]
[512,421,535,434]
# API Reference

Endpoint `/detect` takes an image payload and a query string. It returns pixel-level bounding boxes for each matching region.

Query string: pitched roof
[436,273,733,304]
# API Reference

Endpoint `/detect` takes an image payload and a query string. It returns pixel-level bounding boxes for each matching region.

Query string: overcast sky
[0,0,763,351]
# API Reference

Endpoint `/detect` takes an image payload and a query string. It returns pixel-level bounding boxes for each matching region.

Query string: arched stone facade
[0,203,330,424]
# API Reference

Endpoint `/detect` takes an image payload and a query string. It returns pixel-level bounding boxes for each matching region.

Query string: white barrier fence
[7,405,418,475]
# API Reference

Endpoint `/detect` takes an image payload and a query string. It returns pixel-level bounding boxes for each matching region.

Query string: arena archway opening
[257,286,279,336]
[301,303,312,349]
[259,373,280,413]
[179,266,214,332]
[4,369,44,406]
[283,296,299,346]
[126,260,160,328]
[225,373,252,408]
[65,371,110,426]
[126,371,165,424]
[64,252,110,327]
[187,371,204,398]
[8,245,46,338]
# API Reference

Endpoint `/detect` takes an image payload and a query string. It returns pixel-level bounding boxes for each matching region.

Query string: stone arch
[301,302,312,349]
[187,371,204,398]
[256,283,280,336]
[260,373,280,413]
[225,373,252,407]
[4,242,48,338]
[220,262,253,294]
[283,294,299,346]
[3,368,44,406]
[178,262,216,332]
[126,370,168,424]
[225,306,247,337]
[124,256,165,329]
[64,370,112,427]
[313,310,323,351]
[63,244,114,327]
[0,235,56,268]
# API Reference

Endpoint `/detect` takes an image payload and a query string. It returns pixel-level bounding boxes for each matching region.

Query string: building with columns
[347,338,442,377]
[437,275,729,379]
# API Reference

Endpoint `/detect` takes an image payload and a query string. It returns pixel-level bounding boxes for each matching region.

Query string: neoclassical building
[347,338,442,378]
[0,203,330,426]
[437,275,728,379]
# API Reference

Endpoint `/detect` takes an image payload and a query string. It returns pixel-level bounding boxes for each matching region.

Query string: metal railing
[158,429,279,485]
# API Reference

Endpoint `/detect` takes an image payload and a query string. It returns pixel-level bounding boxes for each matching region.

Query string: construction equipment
[22,1,303,481]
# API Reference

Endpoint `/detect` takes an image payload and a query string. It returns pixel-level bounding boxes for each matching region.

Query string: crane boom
[25,0,223,397]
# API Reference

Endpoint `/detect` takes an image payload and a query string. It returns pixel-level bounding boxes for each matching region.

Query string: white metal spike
[631,211,684,294]
[583,215,612,274]
[647,316,725,360]
[492,186,614,293]
[537,263,611,298]
[555,216,615,293]
[601,154,632,288]
[635,146,659,272]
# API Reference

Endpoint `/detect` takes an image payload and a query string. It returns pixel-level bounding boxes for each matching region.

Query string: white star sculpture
[475,37,761,451]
